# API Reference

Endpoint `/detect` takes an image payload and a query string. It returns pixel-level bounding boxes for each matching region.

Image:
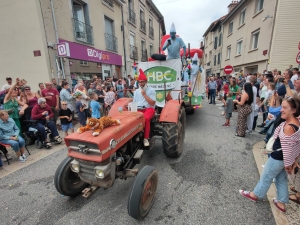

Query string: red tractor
[54,98,186,220]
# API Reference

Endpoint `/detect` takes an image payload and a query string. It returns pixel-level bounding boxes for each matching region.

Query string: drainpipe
[50,0,65,80]
[121,5,127,77]
[267,0,279,71]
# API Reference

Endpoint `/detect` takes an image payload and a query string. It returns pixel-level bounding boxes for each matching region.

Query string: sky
[152,0,230,48]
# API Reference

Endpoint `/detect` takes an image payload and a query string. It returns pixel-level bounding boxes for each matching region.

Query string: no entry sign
[224,65,234,75]
[296,52,300,64]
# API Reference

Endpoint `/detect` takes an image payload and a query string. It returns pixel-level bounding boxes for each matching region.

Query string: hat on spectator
[277,84,287,97]
[73,91,82,98]
[138,69,147,81]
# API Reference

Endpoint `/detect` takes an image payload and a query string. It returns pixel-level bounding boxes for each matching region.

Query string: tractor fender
[159,100,183,123]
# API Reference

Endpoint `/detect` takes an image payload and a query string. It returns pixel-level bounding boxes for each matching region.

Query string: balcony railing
[105,33,118,52]
[140,18,146,33]
[103,0,114,8]
[72,18,94,45]
[141,49,147,62]
[149,26,154,38]
[128,8,136,24]
[130,45,138,60]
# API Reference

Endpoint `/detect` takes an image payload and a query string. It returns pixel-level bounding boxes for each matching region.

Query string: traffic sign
[224,65,234,75]
[296,52,300,64]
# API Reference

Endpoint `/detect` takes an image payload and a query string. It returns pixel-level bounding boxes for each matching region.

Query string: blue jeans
[209,89,216,103]
[1,136,25,152]
[37,120,59,141]
[253,157,289,203]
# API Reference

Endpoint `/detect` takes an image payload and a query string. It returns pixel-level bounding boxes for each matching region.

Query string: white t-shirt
[252,86,257,108]
[1,84,11,91]
[291,74,298,84]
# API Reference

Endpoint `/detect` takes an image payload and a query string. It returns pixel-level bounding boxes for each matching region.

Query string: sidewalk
[252,141,300,225]
[0,123,80,179]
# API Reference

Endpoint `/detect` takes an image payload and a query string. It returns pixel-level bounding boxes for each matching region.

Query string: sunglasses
[61,104,67,105]
[25,88,31,91]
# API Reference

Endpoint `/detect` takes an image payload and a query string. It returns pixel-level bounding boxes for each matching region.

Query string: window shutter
[219,33,222,46]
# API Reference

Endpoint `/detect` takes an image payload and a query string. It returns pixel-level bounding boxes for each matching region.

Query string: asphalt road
[0,101,275,225]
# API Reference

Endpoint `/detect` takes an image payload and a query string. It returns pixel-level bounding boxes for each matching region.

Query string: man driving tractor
[133,69,156,147]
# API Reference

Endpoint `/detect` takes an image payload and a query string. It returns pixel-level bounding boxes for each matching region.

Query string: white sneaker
[143,139,149,147]
[19,156,26,163]
[22,154,27,160]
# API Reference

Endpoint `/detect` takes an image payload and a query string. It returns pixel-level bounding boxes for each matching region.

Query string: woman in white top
[259,76,269,124]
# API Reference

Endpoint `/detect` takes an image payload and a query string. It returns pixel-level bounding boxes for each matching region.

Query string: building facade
[203,16,226,77]
[203,0,300,77]
[0,0,165,91]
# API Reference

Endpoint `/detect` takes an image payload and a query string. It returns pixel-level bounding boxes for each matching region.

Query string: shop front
[57,39,122,81]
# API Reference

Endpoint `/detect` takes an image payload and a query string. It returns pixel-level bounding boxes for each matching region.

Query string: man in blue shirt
[89,92,101,119]
[162,23,186,60]
[207,76,217,104]
[133,69,156,146]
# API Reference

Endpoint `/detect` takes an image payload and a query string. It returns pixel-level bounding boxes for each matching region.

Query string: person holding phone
[133,69,156,147]
[162,23,186,60]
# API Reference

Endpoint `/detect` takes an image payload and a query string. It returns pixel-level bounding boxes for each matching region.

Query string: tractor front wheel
[54,157,88,197]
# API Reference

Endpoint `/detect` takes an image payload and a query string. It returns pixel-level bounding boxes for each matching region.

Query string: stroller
[21,107,62,149]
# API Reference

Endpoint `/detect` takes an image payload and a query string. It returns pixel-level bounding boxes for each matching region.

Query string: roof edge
[222,0,247,23]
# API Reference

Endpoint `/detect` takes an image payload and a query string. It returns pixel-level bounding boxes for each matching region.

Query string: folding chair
[0,142,31,165]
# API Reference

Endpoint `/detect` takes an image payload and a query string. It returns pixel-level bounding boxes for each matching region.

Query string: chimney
[228,0,239,13]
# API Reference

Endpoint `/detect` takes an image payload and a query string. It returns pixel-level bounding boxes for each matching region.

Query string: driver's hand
[141,89,146,96]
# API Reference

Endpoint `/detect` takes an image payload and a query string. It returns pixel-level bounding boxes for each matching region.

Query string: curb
[252,141,289,225]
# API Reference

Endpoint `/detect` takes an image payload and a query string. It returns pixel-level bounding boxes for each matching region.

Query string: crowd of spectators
[0,75,137,164]
[206,66,300,212]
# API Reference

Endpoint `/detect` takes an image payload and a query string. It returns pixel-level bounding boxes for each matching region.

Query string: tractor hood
[65,111,145,162]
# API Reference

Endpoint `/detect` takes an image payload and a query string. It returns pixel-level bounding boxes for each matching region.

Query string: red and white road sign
[296,52,300,64]
[224,65,234,75]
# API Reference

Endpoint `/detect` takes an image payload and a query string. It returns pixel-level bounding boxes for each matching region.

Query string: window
[239,8,246,26]
[209,50,212,61]
[150,45,153,56]
[205,54,207,63]
[251,30,260,49]
[236,39,243,55]
[211,32,214,43]
[149,18,154,38]
[129,33,137,60]
[80,60,88,66]
[227,46,231,59]
[218,33,222,46]
[218,25,222,33]
[105,17,118,52]
[128,0,135,24]
[140,9,146,33]
[213,55,216,66]
[214,36,218,49]
[256,0,264,13]
[228,21,233,35]
[217,53,221,65]
[72,1,93,44]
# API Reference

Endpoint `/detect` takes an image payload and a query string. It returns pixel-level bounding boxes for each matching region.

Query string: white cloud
[153,0,229,49]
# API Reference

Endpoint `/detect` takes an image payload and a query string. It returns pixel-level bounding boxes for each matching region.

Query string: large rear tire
[162,106,185,158]
[128,165,158,220]
[54,157,88,197]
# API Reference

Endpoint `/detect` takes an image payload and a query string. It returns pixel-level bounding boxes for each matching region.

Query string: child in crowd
[89,92,101,119]
[252,98,260,131]
[58,101,74,138]
[74,92,86,127]
[222,92,234,127]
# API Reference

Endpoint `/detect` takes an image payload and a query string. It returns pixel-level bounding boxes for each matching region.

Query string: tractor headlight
[70,160,80,173]
[94,164,111,179]
[94,169,105,179]
[110,139,117,149]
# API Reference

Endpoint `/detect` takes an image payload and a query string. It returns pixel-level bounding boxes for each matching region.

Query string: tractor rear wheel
[162,107,185,158]
[54,157,88,197]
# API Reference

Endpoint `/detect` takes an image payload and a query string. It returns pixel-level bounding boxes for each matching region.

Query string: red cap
[138,69,147,81]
